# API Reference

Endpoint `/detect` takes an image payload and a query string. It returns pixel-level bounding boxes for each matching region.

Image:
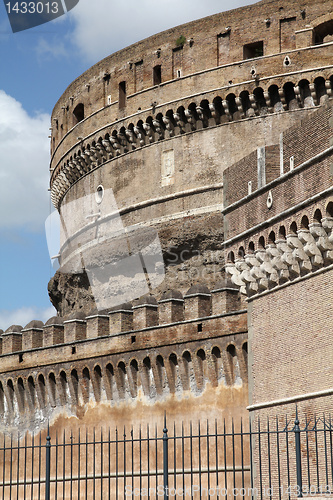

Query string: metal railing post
[163,413,169,499]
[294,408,303,498]
[45,424,51,500]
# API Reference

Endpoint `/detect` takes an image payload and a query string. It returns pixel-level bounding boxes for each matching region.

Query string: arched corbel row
[225,202,333,297]
[50,74,333,208]
[0,337,248,426]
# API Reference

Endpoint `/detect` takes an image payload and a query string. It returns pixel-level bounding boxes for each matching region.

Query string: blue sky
[0,0,257,330]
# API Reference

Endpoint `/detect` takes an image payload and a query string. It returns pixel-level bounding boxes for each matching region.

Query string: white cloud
[0,90,51,231]
[70,0,258,62]
[35,37,70,60]
[0,306,56,332]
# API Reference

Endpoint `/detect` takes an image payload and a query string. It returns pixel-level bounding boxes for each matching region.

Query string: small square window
[243,41,264,60]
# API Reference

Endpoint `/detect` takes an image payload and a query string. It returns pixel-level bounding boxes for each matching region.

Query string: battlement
[0,286,247,432]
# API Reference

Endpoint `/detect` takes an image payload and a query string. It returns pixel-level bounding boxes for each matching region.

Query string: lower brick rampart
[0,285,248,434]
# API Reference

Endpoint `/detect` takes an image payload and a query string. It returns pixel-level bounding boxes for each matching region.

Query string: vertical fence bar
[190,422,193,495]
[123,427,126,500]
[16,433,20,500]
[232,419,236,500]
[10,434,13,500]
[315,415,319,492]
[93,428,96,500]
[198,421,202,496]
[62,430,66,500]
[38,433,42,500]
[215,419,219,496]
[116,428,119,500]
[163,413,169,500]
[155,424,158,500]
[240,419,244,492]
[173,422,176,492]
[249,418,254,500]
[31,434,35,500]
[85,429,88,500]
[2,434,5,500]
[294,409,303,498]
[55,431,58,500]
[101,428,103,500]
[108,429,110,500]
[24,433,27,500]
[258,418,263,500]
[78,429,81,500]
[285,417,291,500]
[207,420,210,499]
[147,425,150,499]
[139,426,142,500]
[45,425,51,500]
[267,418,272,497]
[306,415,310,492]
[181,422,185,500]
[70,431,73,500]
[329,416,333,488]
[324,415,329,490]
[131,427,134,500]
[276,417,281,500]
[223,419,227,499]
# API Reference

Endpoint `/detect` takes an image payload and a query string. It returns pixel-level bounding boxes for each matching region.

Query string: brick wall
[224,102,333,242]
[248,269,333,408]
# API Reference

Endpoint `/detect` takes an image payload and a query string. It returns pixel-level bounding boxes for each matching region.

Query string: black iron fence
[0,410,332,499]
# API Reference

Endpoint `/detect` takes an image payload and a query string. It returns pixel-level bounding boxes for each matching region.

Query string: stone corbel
[109,135,122,154]
[297,228,324,269]
[275,239,300,279]
[286,233,312,274]
[142,122,155,143]
[133,126,145,147]
[222,100,232,120]
[265,244,289,284]
[162,116,175,136]
[237,256,258,295]
[184,109,196,130]
[225,263,246,295]
[309,222,333,264]
[209,103,220,124]
[235,97,245,118]
[152,119,164,139]
[255,249,279,288]
[278,89,287,111]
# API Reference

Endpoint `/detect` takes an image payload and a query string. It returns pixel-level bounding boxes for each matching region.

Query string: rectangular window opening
[153,65,162,85]
[119,81,126,109]
[243,41,264,60]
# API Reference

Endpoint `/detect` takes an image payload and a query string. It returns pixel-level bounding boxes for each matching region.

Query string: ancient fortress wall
[0,286,247,434]
[223,100,333,420]
[48,0,333,316]
[1,0,333,442]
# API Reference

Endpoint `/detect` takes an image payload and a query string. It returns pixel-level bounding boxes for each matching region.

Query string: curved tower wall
[48,0,333,317]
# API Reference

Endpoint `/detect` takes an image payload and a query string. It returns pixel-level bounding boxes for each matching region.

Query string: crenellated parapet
[0,285,247,432]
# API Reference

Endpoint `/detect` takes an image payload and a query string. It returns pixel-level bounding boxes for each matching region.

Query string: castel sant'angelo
[0,0,333,443]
